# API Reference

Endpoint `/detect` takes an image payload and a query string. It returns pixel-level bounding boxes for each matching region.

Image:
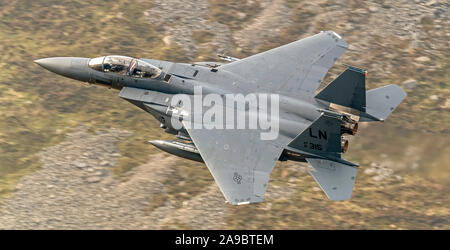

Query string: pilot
[127,60,137,76]
[103,63,111,71]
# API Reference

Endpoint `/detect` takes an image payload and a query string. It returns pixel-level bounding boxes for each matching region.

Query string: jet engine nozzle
[341,122,358,135]
[341,139,349,153]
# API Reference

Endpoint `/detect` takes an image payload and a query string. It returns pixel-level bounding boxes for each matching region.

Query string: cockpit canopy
[88,55,162,79]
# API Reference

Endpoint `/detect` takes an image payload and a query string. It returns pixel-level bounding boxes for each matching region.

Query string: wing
[218,31,348,96]
[180,104,291,205]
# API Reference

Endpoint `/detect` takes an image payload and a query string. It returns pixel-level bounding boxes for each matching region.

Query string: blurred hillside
[0,0,448,229]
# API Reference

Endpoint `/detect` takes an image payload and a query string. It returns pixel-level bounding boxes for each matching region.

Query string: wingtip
[392,84,408,97]
[324,30,349,48]
[330,31,342,39]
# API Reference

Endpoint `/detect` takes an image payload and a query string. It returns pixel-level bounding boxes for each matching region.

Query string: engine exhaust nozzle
[341,122,358,136]
[341,139,349,153]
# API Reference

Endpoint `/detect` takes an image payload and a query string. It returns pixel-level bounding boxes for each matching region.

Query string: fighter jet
[35,31,406,205]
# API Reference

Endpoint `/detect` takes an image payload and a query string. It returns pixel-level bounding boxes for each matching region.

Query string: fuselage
[35,55,338,163]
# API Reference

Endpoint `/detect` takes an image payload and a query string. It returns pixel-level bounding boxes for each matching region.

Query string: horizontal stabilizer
[306,158,357,200]
[315,66,366,112]
[360,84,407,122]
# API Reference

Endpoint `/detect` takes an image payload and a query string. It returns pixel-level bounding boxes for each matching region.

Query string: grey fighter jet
[35,31,406,205]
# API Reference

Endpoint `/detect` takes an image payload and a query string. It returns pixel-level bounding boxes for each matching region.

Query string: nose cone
[34,57,70,74]
[35,57,91,82]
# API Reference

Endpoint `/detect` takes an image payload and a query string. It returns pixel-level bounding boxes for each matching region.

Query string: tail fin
[288,113,342,157]
[360,84,407,122]
[315,65,367,112]
[315,66,406,122]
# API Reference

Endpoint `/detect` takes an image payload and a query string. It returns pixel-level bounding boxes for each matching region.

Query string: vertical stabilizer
[315,66,367,112]
[288,114,343,157]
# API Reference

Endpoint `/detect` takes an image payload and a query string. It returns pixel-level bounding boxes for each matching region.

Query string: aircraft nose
[35,57,91,82]
[34,57,72,75]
